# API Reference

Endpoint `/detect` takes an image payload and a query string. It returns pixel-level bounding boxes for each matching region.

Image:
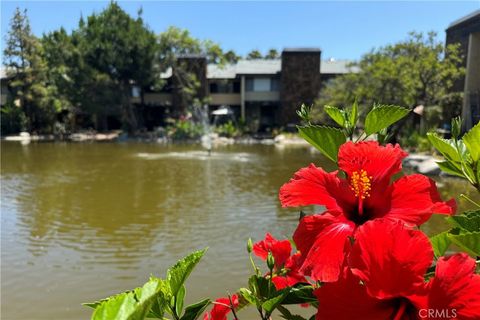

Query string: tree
[316,32,464,127]
[41,27,79,131]
[3,8,55,132]
[265,48,279,59]
[224,50,241,64]
[157,26,240,114]
[79,2,158,132]
[246,49,263,60]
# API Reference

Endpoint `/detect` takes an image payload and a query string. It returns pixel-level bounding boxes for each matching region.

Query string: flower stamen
[350,169,372,215]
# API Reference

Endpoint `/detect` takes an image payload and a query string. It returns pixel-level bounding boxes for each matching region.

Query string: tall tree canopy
[317,32,464,112]
[265,48,279,59]
[246,49,263,60]
[3,8,55,132]
[79,2,158,131]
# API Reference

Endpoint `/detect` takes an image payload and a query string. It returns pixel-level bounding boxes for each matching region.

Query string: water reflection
[1,142,478,319]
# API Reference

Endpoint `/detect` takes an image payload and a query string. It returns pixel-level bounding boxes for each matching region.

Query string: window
[270,78,280,91]
[246,78,275,92]
[209,80,240,93]
[253,78,270,91]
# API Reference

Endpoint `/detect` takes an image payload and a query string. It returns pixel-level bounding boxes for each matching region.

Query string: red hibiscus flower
[314,219,480,320]
[253,233,307,289]
[424,253,480,319]
[203,295,239,320]
[279,141,455,282]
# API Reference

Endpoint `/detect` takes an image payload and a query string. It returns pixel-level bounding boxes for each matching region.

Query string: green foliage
[316,32,464,112]
[463,122,480,162]
[246,49,263,60]
[264,49,279,60]
[324,105,346,127]
[364,104,410,135]
[180,299,211,320]
[297,125,346,162]
[167,249,207,298]
[428,119,480,190]
[166,119,204,140]
[1,102,27,135]
[298,102,409,162]
[90,278,162,320]
[430,231,452,258]
[215,121,239,138]
[3,7,57,133]
[86,249,208,320]
[448,231,480,257]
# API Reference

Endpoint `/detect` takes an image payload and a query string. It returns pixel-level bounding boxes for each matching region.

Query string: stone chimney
[280,48,321,125]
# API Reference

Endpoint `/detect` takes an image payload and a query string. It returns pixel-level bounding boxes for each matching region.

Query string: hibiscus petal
[271,271,307,290]
[386,174,456,225]
[206,295,239,320]
[338,141,407,187]
[252,233,292,268]
[279,164,355,214]
[349,219,433,300]
[294,215,355,282]
[427,253,480,320]
[314,268,396,320]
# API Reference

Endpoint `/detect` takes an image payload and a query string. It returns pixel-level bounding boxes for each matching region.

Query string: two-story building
[446,10,480,130]
[1,48,357,132]
[135,48,357,131]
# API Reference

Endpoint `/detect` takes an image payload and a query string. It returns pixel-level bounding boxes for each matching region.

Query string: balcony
[210,93,241,105]
[131,93,172,106]
[244,91,280,102]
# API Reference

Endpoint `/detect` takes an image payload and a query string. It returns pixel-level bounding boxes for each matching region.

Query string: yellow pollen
[350,169,373,199]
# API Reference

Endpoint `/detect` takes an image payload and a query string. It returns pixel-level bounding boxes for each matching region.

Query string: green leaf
[180,299,211,320]
[477,161,480,184]
[277,305,308,320]
[427,133,462,163]
[324,105,346,127]
[248,275,272,299]
[262,289,291,314]
[446,212,480,232]
[91,278,162,320]
[167,249,207,298]
[147,278,170,319]
[364,105,409,135]
[464,209,480,218]
[461,161,478,185]
[436,161,465,178]
[175,285,186,317]
[239,288,257,306]
[463,121,480,161]
[448,231,480,256]
[297,125,346,162]
[84,292,129,310]
[281,286,317,305]
[430,231,452,258]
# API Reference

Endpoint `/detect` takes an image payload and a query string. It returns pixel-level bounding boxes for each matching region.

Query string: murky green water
[1,141,478,320]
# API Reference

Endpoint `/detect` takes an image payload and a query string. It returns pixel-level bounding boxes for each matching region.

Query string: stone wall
[280,49,321,125]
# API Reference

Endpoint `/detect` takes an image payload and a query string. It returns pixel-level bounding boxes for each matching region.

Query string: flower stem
[228,293,239,320]
[460,194,480,208]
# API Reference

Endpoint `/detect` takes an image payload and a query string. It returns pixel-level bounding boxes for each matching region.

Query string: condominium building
[133,48,357,131]
[1,48,356,132]
[446,10,480,130]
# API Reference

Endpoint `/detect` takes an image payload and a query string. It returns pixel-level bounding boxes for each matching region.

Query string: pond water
[1,141,478,320]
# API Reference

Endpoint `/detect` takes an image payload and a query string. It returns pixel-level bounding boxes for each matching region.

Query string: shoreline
[1,131,310,146]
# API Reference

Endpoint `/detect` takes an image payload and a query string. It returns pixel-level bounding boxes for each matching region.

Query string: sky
[1,1,479,60]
